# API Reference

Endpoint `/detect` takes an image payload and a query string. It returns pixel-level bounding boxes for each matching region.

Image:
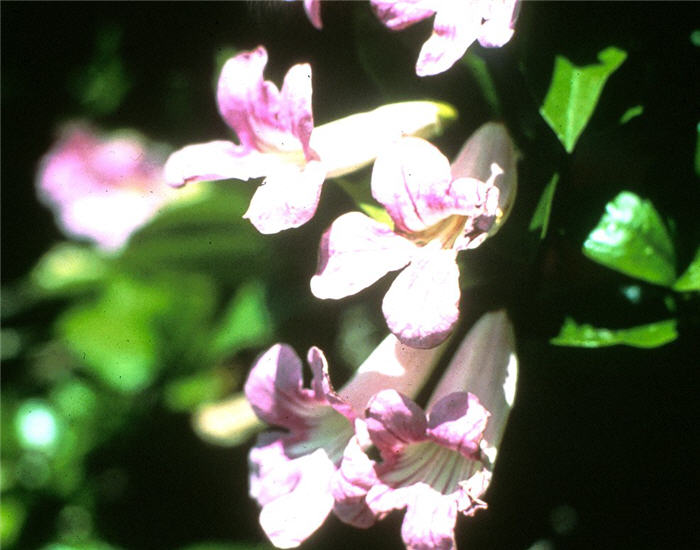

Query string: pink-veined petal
[307,347,355,419]
[216,46,310,155]
[416,3,481,77]
[243,160,326,234]
[382,248,460,349]
[371,137,454,233]
[163,140,268,187]
[217,46,275,150]
[427,310,518,451]
[279,62,317,161]
[304,0,323,29]
[426,392,488,458]
[370,0,436,30]
[249,434,301,507]
[332,435,379,528]
[310,211,415,300]
[365,389,427,454]
[400,486,459,550]
[477,0,519,48]
[257,448,336,548]
[244,344,316,430]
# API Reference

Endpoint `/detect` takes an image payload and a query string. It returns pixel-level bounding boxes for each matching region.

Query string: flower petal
[249,434,301,507]
[371,137,454,233]
[365,389,427,454]
[332,435,379,528]
[217,46,311,156]
[382,248,460,348]
[426,392,488,458]
[427,310,518,453]
[450,122,517,236]
[243,160,326,234]
[310,212,415,300]
[257,448,336,548]
[400,485,459,550]
[312,100,457,179]
[279,62,317,160]
[303,0,323,29]
[416,3,481,77]
[477,0,519,48]
[370,0,436,30]
[163,140,268,187]
[338,334,446,413]
[243,344,317,429]
[307,346,355,419]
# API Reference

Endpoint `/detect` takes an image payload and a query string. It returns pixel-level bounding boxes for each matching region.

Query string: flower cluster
[246,311,518,549]
[35,4,522,549]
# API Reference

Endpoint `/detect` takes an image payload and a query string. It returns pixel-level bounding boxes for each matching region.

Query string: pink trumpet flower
[36,123,172,251]
[311,123,517,348]
[164,46,455,234]
[334,310,518,550]
[245,335,446,548]
[371,0,521,77]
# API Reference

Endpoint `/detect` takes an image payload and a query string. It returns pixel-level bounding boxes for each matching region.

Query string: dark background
[3,2,699,549]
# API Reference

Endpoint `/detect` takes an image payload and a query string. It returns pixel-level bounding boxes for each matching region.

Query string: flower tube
[334,310,518,550]
[371,0,521,77]
[245,335,447,548]
[164,46,455,234]
[311,122,517,348]
[36,123,173,251]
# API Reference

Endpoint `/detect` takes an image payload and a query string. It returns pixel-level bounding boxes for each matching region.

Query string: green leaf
[540,47,627,153]
[209,280,273,358]
[673,247,700,292]
[31,243,109,295]
[68,25,131,116]
[163,370,233,412]
[619,105,644,125]
[583,191,676,286]
[461,52,501,117]
[121,183,272,281]
[551,317,678,348]
[58,278,166,393]
[528,173,559,239]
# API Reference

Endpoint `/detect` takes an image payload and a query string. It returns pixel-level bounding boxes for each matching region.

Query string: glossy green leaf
[529,173,559,239]
[583,191,676,286]
[551,317,678,348]
[673,247,700,292]
[540,47,627,153]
